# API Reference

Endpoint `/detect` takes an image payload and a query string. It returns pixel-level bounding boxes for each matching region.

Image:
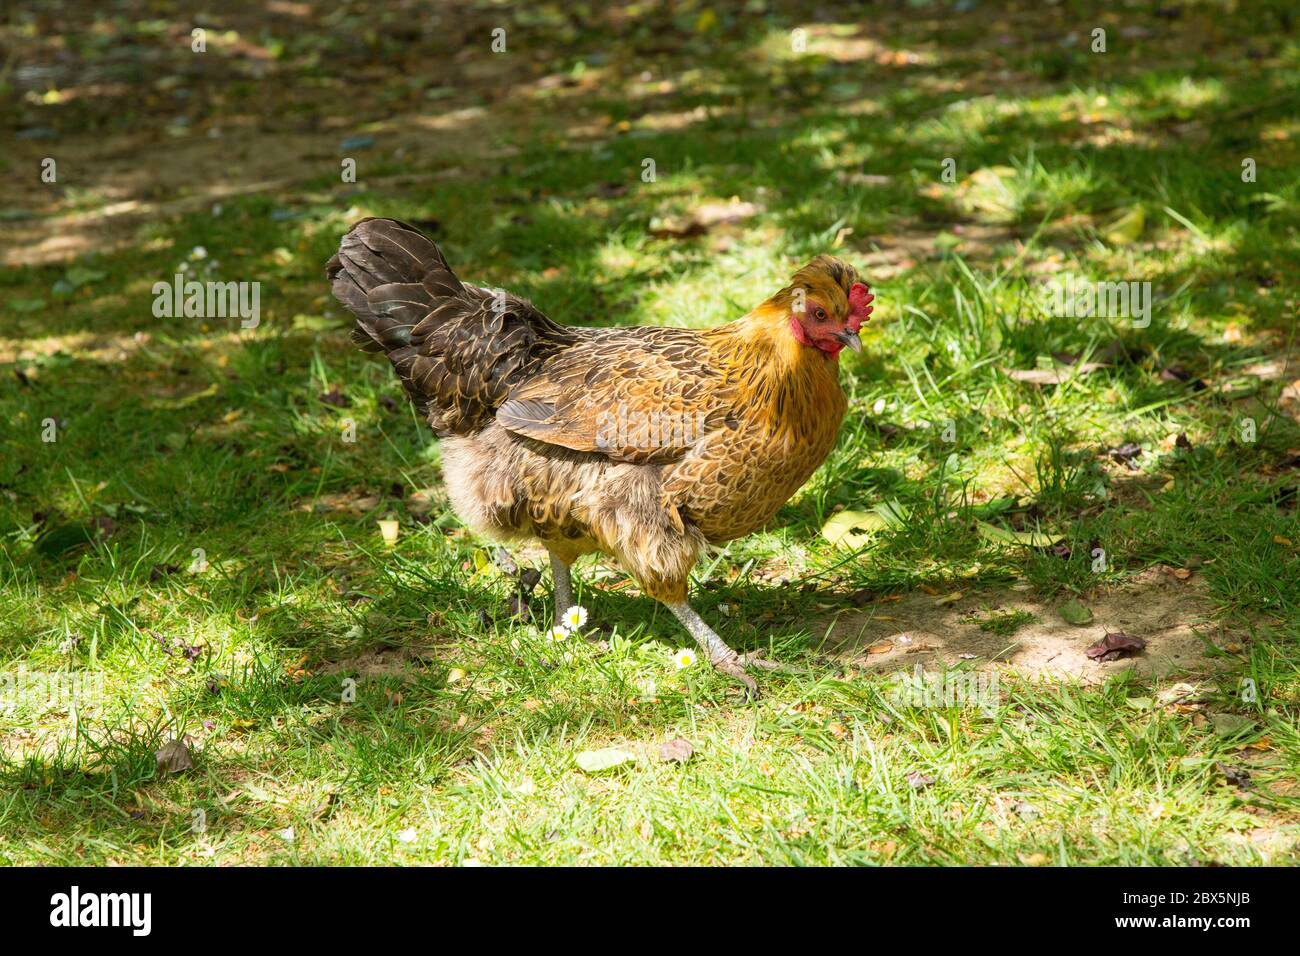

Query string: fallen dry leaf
[1085,631,1146,662]
[1107,442,1143,468]
[648,200,762,238]
[1157,682,1199,705]
[1006,362,1105,385]
[155,737,194,775]
[318,386,350,408]
[906,771,936,789]
[1216,763,1252,790]
[658,738,695,763]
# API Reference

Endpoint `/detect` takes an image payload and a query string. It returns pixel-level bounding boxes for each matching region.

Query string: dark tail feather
[328,217,579,436]
[326,217,462,354]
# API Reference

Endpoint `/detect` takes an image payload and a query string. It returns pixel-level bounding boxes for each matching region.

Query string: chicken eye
[814,307,828,321]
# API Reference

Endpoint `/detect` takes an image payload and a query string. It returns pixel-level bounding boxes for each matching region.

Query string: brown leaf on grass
[1216,763,1252,790]
[906,771,936,789]
[648,200,762,238]
[658,738,695,763]
[1156,682,1200,706]
[1006,362,1105,385]
[149,562,181,582]
[867,641,895,655]
[304,491,381,514]
[648,216,705,238]
[406,488,440,515]
[847,588,879,607]
[310,790,339,820]
[1107,442,1143,467]
[1085,631,1147,662]
[319,386,350,408]
[1160,364,1207,390]
[506,590,530,621]
[155,737,194,774]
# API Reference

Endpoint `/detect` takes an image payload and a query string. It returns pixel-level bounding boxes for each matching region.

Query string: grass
[960,608,1038,637]
[1,0,1299,865]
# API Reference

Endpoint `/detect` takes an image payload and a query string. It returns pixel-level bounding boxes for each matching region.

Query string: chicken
[327,218,873,695]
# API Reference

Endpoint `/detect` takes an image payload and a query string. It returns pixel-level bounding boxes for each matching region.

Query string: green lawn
[1,0,1298,865]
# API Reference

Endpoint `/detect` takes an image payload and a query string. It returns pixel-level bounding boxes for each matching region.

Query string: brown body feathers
[327,218,859,603]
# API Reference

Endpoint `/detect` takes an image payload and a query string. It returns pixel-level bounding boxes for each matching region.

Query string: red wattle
[788,313,813,347]
[789,313,843,357]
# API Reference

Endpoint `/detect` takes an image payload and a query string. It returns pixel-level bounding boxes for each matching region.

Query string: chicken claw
[666,602,784,699]
[711,653,760,700]
[737,650,786,671]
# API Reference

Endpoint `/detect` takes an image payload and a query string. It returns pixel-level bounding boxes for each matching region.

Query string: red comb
[848,282,874,330]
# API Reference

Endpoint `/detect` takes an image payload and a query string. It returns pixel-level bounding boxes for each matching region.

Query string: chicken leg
[666,601,781,699]
[548,549,574,628]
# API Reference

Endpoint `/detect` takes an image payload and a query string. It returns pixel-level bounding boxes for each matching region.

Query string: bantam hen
[327,218,873,695]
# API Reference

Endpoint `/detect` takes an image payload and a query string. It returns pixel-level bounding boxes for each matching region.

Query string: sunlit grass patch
[1,0,1299,866]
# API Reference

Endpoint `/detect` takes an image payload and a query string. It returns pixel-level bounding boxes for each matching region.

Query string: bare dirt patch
[824,568,1231,683]
[318,643,439,681]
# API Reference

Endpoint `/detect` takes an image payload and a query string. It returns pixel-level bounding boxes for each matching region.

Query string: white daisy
[562,605,588,630]
[674,649,697,670]
[548,625,570,642]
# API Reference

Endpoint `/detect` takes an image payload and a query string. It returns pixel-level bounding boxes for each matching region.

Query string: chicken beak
[834,329,863,353]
